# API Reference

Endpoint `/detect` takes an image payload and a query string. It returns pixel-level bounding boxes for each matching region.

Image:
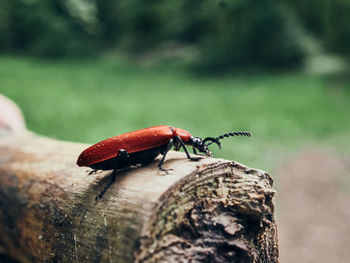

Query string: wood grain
[0,130,279,263]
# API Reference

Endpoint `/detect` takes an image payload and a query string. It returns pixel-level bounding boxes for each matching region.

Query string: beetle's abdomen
[77,125,174,167]
[89,145,165,170]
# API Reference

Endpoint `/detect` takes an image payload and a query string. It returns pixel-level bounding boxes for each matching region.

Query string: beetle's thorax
[173,127,192,142]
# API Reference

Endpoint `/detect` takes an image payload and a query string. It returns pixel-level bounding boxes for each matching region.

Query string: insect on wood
[77,125,251,200]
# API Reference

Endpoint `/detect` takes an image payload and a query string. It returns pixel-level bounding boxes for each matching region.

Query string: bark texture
[0,130,279,263]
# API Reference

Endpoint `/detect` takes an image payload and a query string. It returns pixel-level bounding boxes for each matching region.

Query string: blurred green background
[1,0,349,171]
[1,0,350,262]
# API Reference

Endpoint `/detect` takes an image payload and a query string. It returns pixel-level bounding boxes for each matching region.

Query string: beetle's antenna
[217,131,252,140]
[202,137,221,148]
[205,131,252,146]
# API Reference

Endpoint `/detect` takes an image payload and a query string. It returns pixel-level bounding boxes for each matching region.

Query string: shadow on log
[0,129,279,263]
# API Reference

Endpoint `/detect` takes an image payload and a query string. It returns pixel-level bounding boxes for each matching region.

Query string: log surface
[0,130,279,263]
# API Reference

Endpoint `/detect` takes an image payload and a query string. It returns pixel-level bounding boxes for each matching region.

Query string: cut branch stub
[0,131,279,263]
[136,162,278,263]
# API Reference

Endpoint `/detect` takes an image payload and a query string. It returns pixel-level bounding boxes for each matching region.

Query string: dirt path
[276,149,350,263]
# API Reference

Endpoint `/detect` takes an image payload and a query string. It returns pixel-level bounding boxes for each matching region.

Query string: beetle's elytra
[77,125,251,200]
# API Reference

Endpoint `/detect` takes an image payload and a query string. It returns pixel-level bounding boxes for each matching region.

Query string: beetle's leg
[116,149,130,166]
[95,149,130,201]
[192,147,205,156]
[192,147,197,155]
[88,169,98,175]
[176,136,201,161]
[158,139,174,172]
[95,169,117,201]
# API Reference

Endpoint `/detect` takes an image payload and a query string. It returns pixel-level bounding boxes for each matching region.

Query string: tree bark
[0,129,279,263]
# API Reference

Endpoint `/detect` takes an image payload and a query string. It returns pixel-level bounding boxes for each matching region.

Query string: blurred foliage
[0,0,349,71]
[190,0,305,72]
[0,0,96,56]
[283,0,350,56]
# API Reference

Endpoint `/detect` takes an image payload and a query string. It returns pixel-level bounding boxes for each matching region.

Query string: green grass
[1,55,349,172]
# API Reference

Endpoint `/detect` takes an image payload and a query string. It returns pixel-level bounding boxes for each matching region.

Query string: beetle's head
[186,131,251,157]
[187,136,221,157]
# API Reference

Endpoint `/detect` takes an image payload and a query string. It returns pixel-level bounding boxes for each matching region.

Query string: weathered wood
[0,129,279,263]
[0,94,26,133]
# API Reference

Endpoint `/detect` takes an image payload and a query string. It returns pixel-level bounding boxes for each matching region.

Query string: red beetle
[77,125,251,200]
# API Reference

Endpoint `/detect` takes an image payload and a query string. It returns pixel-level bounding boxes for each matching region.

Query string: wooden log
[0,94,26,133]
[0,94,278,263]
[0,129,279,263]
